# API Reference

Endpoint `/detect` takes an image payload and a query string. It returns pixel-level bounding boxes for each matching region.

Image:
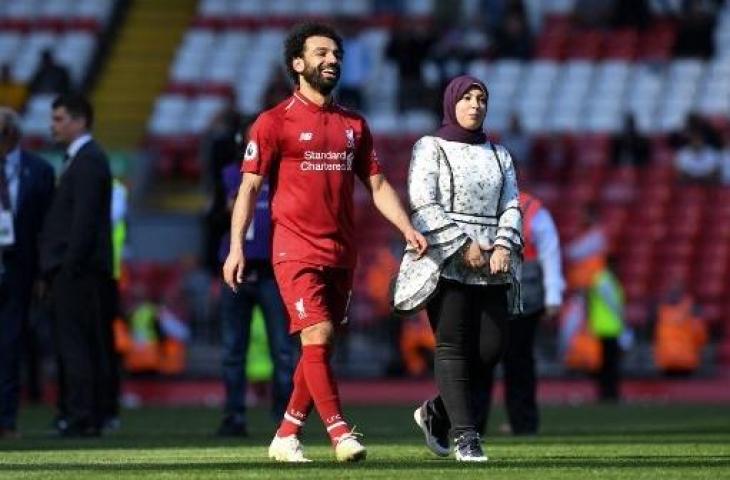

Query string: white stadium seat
[148,95,189,136]
[21,94,55,137]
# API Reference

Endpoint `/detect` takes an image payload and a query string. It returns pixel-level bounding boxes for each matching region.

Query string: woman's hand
[489,245,511,274]
[463,240,487,269]
[404,227,428,258]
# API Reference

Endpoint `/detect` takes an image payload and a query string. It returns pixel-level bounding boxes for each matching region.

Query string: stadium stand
[8,0,727,374]
[131,1,730,369]
[1,0,117,140]
[92,0,197,148]
[147,2,730,138]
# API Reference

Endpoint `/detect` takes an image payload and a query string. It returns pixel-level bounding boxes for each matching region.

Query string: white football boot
[334,431,367,462]
[268,434,312,462]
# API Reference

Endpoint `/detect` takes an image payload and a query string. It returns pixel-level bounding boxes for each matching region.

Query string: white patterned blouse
[392,135,523,314]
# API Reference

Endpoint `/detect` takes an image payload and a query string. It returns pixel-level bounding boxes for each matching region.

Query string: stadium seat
[20,94,55,137]
[185,95,227,134]
[695,58,730,115]
[626,63,665,133]
[603,28,638,60]
[148,95,189,136]
[11,31,57,83]
[0,32,21,67]
[638,19,676,61]
[566,30,603,60]
[53,31,96,84]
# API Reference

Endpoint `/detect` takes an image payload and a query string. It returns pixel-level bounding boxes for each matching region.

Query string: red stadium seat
[638,19,677,61]
[694,277,727,302]
[567,30,603,59]
[535,33,567,60]
[699,302,724,330]
[626,301,650,328]
[603,28,638,60]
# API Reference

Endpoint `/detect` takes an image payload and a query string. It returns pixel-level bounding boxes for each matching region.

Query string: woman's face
[455,86,487,131]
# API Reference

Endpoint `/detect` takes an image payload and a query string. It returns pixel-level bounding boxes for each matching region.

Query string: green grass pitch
[0,404,728,479]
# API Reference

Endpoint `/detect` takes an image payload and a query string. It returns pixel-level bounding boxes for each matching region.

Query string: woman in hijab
[392,75,522,461]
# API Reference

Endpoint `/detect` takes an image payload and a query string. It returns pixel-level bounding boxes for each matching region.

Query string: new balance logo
[299,132,313,141]
[295,298,307,319]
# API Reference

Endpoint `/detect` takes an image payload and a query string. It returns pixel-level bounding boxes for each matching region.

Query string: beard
[301,62,340,95]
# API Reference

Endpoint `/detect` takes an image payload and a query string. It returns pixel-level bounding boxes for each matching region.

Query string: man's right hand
[223,247,246,291]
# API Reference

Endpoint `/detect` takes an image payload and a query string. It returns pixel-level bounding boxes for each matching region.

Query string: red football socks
[276,360,312,437]
[301,344,350,443]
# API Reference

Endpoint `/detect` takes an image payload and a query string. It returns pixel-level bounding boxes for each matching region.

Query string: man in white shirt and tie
[0,107,54,438]
[39,95,113,437]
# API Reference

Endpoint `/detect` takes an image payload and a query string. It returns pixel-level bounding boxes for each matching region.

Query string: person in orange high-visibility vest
[654,283,708,374]
[481,191,564,435]
[566,205,607,289]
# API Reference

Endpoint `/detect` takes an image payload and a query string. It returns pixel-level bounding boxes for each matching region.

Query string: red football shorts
[273,261,354,334]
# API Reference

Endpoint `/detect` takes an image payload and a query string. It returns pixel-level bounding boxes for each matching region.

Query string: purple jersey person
[216,163,294,437]
[219,164,271,264]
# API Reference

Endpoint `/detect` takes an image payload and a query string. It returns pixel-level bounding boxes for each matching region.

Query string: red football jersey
[242,92,381,267]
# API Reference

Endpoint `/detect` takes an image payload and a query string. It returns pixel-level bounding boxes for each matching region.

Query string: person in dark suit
[39,95,112,437]
[0,108,54,438]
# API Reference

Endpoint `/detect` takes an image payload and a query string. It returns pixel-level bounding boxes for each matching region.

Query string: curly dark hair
[283,22,343,85]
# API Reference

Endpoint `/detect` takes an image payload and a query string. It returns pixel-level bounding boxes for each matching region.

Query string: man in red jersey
[223,23,427,463]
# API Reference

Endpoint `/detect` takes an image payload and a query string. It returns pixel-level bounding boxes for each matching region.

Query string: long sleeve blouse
[392,135,523,314]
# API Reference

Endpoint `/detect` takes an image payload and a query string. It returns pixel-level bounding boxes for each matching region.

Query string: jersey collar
[293,90,334,113]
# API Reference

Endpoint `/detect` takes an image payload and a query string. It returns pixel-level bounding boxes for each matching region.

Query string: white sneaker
[334,433,367,462]
[268,434,312,462]
[453,432,488,462]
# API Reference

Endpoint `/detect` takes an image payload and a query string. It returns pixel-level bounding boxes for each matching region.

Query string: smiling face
[454,86,487,131]
[293,35,342,95]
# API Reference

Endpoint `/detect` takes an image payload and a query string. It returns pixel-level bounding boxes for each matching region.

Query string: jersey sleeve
[354,119,382,182]
[241,112,279,176]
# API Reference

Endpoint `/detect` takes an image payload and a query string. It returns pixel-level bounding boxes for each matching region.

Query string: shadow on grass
[7,404,728,453]
[2,428,730,452]
[1,456,730,472]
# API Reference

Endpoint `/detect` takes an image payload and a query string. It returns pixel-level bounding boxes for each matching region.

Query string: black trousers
[51,269,111,430]
[426,280,509,439]
[0,274,30,430]
[597,337,620,401]
[483,310,540,435]
[99,277,121,419]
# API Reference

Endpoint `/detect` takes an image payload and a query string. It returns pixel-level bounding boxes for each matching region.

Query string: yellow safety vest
[588,270,624,338]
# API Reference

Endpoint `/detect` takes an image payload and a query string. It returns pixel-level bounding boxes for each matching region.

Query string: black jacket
[1,150,54,298]
[39,139,112,277]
